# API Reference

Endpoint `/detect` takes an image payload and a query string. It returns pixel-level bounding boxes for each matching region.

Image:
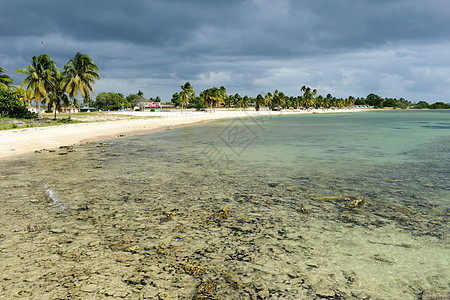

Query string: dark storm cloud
[2,0,450,101]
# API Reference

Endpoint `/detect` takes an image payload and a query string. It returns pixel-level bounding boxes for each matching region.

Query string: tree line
[2,56,449,119]
[95,83,449,112]
[0,53,99,119]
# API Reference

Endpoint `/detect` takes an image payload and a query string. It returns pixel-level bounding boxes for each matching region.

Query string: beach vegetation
[255,94,264,111]
[48,70,70,120]
[428,102,450,109]
[233,93,242,108]
[200,87,226,112]
[171,92,181,107]
[0,67,14,89]
[61,52,100,119]
[0,88,36,119]
[179,82,195,112]
[94,92,129,110]
[414,101,429,109]
[126,91,147,109]
[16,54,58,119]
[188,96,207,110]
[239,95,250,109]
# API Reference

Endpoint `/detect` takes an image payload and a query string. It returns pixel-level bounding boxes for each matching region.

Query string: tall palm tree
[62,52,99,119]
[255,94,264,111]
[300,86,317,109]
[179,82,195,113]
[0,67,14,89]
[48,70,70,120]
[264,92,272,108]
[16,54,58,119]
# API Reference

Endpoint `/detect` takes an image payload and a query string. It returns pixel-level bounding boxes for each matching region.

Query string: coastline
[0,108,367,160]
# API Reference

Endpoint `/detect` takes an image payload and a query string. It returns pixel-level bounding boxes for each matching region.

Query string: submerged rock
[80,284,97,293]
[348,197,365,208]
[184,263,206,276]
[255,282,270,298]
[196,281,217,298]
[123,274,147,285]
[157,292,178,300]
[210,205,230,219]
[23,224,40,233]
[223,272,245,289]
[311,283,335,298]
[110,241,132,251]
[421,290,450,300]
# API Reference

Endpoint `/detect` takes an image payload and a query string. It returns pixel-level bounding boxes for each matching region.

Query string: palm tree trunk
[54,104,57,120]
[37,99,42,120]
[69,99,72,119]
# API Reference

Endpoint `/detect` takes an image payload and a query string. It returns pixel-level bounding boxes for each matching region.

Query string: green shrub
[0,88,37,119]
[57,118,72,123]
[150,108,155,112]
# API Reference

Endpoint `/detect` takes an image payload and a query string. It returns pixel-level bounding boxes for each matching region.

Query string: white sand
[0,108,367,160]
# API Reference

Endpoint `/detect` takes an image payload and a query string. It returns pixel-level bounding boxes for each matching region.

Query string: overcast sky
[2,0,449,102]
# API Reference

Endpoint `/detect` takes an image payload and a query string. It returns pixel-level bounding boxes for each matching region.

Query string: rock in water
[422,290,450,300]
[223,272,245,289]
[210,205,230,219]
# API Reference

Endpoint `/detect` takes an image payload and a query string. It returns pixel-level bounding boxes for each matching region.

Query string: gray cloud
[2,0,449,102]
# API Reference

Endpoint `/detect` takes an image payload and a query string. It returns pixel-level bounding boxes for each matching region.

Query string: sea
[0,110,448,299]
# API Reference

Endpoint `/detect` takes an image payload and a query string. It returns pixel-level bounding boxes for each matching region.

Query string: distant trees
[179,82,195,112]
[187,96,206,110]
[200,86,226,112]
[94,92,128,110]
[428,102,450,109]
[171,92,181,107]
[255,94,264,111]
[127,90,146,109]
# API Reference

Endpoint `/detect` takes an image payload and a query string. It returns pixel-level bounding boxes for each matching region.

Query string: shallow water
[0,110,448,299]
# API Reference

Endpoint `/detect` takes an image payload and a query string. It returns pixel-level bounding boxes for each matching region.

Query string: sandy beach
[0,108,366,160]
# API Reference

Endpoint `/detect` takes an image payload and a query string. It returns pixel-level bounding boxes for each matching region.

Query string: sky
[2,0,450,103]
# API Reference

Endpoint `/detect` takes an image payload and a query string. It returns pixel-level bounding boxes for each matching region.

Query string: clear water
[0,110,448,299]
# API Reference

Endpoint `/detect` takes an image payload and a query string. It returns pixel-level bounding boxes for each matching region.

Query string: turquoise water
[0,110,448,299]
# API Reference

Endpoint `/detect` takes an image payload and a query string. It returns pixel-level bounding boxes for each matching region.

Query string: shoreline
[0,108,368,160]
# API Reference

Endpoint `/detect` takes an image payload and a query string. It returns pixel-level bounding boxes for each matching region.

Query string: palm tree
[223,95,234,108]
[264,92,272,108]
[48,70,70,119]
[300,86,317,109]
[239,95,250,109]
[255,94,264,111]
[234,93,242,108]
[201,87,223,112]
[346,96,355,107]
[0,67,14,89]
[16,54,58,119]
[62,52,99,119]
[179,82,195,113]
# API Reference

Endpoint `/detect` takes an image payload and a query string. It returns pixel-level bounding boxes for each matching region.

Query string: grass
[0,111,158,131]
